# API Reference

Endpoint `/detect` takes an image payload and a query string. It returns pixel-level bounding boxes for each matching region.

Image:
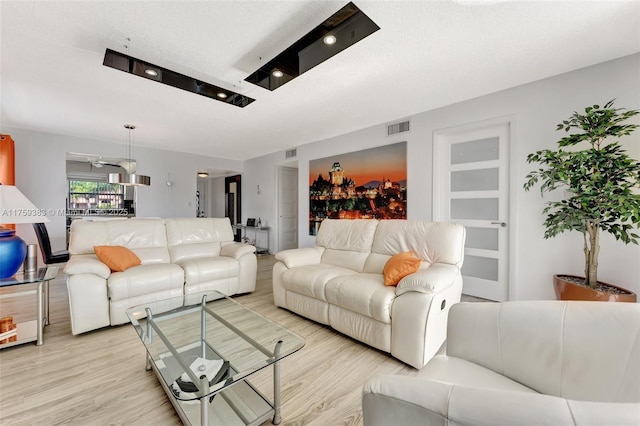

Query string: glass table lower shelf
[153,343,274,425]
[0,266,59,348]
[126,290,305,426]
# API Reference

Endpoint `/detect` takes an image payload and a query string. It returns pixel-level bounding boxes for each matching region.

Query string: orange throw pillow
[94,246,141,272]
[383,252,422,286]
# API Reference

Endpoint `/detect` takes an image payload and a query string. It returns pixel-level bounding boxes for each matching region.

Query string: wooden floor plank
[0,255,483,425]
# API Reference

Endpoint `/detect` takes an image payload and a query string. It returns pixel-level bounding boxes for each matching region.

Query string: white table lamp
[0,184,49,278]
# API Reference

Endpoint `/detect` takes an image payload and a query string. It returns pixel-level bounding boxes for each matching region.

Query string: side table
[0,266,59,348]
[234,224,270,254]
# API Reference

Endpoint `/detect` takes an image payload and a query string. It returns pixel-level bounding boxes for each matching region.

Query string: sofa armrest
[363,376,638,426]
[63,254,111,279]
[391,269,463,368]
[220,242,256,259]
[275,247,324,269]
[363,375,452,426]
[67,273,110,334]
[396,263,459,295]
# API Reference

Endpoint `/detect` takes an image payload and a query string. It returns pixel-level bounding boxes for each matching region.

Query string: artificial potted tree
[524,100,640,302]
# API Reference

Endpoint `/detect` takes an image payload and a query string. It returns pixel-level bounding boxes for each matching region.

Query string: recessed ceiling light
[323,35,337,45]
[103,49,255,108]
[272,70,284,78]
[144,69,158,76]
[217,92,227,99]
[246,3,380,91]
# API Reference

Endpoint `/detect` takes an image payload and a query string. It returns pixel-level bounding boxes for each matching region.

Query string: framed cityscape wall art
[309,141,407,235]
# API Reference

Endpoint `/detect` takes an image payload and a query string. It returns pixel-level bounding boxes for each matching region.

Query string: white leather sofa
[362,301,640,426]
[273,219,466,368]
[64,217,256,335]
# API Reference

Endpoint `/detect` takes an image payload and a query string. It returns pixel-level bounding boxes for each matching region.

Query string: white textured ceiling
[1,0,639,161]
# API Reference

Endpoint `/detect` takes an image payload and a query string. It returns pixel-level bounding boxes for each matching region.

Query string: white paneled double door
[433,121,510,301]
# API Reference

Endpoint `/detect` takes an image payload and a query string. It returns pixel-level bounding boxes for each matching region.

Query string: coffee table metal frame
[127,293,304,426]
[0,266,59,348]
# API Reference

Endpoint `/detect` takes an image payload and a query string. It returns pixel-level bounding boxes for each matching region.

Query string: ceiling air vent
[285,148,297,159]
[387,120,410,136]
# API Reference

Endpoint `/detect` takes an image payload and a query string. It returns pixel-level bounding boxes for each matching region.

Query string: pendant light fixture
[108,124,151,186]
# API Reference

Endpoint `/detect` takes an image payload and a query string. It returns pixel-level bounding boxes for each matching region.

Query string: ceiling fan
[90,156,121,168]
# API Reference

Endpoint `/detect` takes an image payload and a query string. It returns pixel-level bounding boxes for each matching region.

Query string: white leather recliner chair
[362,301,640,426]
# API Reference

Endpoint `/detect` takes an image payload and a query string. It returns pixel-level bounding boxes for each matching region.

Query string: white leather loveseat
[64,217,256,335]
[273,219,466,368]
[363,301,640,426]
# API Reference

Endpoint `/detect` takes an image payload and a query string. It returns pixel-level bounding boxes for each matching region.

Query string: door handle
[491,221,507,227]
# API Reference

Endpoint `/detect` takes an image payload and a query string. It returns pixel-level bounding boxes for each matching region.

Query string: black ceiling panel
[245,2,380,91]
[103,49,255,108]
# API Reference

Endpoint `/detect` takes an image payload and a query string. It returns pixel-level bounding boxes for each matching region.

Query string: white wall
[243,151,282,230]
[243,53,640,300]
[6,127,242,252]
[6,54,638,300]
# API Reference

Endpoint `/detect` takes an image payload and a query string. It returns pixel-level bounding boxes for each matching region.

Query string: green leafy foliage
[524,100,640,288]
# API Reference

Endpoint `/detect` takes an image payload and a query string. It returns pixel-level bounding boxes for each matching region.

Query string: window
[68,181,125,213]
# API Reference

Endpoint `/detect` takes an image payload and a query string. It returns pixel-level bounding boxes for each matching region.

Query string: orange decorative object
[0,134,16,230]
[0,134,16,186]
[0,316,15,344]
[0,316,13,332]
[8,324,17,342]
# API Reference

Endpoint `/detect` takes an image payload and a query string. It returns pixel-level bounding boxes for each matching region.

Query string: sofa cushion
[69,220,111,254]
[316,219,378,272]
[418,355,538,394]
[329,304,391,351]
[172,242,222,262]
[69,219,171,263]
[108,263,184,301]
[325,273,395,323]
[178,256,240,285]
[281,264,356,301]
[105,219,169,249]
[383,252,421,286]
[129,247,172,265]
[165,218,234,263]
[94,245,141,272]
[371,220,465,269]
[447,301,640,402]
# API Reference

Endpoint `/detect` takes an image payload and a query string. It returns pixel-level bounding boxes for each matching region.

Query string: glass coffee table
[126,291,305,426]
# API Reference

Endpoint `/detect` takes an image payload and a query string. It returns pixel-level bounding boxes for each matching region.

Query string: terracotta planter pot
[553,275,637,302]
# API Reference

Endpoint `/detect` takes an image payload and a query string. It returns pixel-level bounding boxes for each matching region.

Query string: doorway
[433,121,511,301]
[225,175,242,242]
[277,166,298,251]
[196,179,207,217]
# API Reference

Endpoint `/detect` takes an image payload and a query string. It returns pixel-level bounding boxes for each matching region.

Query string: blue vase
[0,227,27,279]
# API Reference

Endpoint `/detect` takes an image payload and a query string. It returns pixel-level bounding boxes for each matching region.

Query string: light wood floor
[0,256,485,425]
